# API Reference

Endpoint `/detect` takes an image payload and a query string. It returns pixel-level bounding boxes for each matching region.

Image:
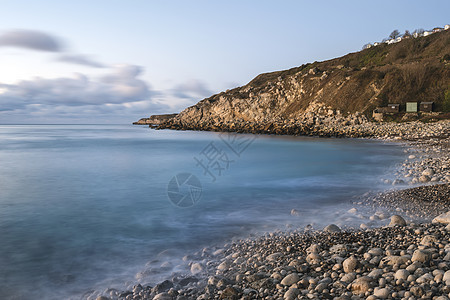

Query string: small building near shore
[406,102,418,113]
[374,104,400,113]
[420,102,434,112]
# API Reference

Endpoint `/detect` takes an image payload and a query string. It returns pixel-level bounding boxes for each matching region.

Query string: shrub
[444,88,450,112]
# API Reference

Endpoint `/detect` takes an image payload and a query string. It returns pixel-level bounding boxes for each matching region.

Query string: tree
[403,30,411,38]
[389,29,400,39]
[412,28,425,37]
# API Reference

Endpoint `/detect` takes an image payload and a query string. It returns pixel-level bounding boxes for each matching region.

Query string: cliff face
[133,113,178,125]
[158,30,450,134]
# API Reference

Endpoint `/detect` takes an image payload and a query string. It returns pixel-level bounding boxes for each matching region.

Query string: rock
[443,270,450,282]
[306,252,321,264]
[178,276,198,286]
[410,286,424,297]
[422,168,435,176]
[281,273,300,286]
[217,261,230,271]
[373,287,390,299]
[284,287,300,300]
[394,269,410,280]
[420,235,437,246]
[412,249,432,263]
[152,280,173,294]
[433,211,450,224]
[368,269,384,279]
[389,215,406,226]
[380,255,409,266]
[368,248,383,256]
[190,263,203,275]
[343,256,358,273]
[220,286,238,300]
[341,273,356,283]
[267,252,283,261]
[351,276,373,295]
[153,292,172,300]
[419,175,430,183]
[323,224,341,233]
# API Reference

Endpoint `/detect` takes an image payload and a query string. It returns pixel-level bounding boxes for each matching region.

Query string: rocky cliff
[156,29,450,135]
[133,113,178,126]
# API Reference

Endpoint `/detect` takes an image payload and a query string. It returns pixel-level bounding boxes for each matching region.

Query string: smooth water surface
[0,125,405,299]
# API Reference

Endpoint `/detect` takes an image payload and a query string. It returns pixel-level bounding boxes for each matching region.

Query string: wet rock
[433,211,450,224]
[190,263,203,275]
[389,215,406,226]
[153,280,173,294]
[323,224,341,233]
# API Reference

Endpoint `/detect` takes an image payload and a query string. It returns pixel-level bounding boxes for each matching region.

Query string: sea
[0,124,406,299]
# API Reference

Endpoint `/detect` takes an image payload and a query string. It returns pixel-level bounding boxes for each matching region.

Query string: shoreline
[93,122,449,300]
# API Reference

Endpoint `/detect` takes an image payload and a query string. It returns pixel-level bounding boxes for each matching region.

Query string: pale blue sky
[0,0,448,123]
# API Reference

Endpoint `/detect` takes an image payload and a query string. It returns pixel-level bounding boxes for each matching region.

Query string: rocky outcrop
[155,29,449,135]
[133,114,177,126]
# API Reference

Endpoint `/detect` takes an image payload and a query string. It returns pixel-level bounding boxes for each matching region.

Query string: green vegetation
[444,88,450,112]
[357,47,388,67]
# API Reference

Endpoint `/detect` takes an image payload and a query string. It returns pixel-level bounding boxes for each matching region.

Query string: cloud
[171,79,212,99]
[0,65,151,111]
[0,29,63,52]
[57,54,105,68]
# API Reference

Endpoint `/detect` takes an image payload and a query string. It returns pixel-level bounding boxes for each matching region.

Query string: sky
[0,1,449,124]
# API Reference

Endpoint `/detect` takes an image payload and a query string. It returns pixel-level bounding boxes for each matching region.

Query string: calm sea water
[0,125,405,299]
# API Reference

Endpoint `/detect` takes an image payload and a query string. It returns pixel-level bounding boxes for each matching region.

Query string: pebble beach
[93,120,450,300]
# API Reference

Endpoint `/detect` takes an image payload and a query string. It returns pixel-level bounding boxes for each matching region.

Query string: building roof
[421,102,434,104]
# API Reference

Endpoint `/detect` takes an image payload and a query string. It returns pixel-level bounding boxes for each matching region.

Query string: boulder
[351,276,373,295]
[281,273,300,286]
[412,249,432,263]
[284,288,300,300]
[190,263,203,275]
[394,269,409,280]
[389,215,406,226]
[343,256,358,273]
[432,211,450,224]
[323,224,341,233]
[373,287,390,299]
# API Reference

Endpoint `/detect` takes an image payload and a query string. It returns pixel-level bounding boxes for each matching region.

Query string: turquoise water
[0,125,404,299]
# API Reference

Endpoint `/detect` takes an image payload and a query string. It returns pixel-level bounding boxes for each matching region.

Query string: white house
[423,31,432,36]
[395,37,402,43]
[373,42,380,46]
[433,27,443,33]
[364,43,373,49]
[444,24,450,30]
